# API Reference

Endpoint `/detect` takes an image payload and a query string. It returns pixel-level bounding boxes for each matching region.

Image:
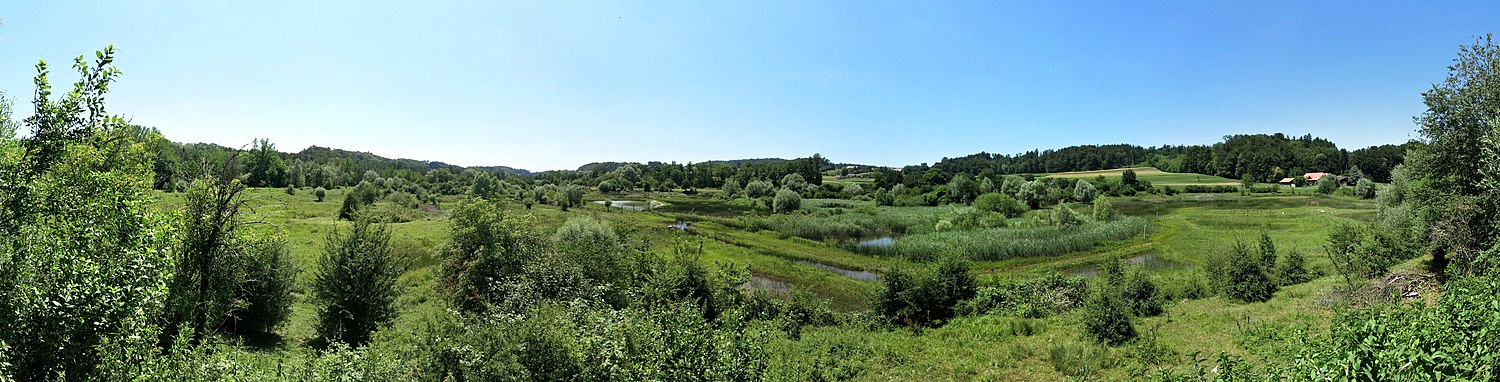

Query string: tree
[780,173,809,193]
[314,186,327,202]
[1121,169,1138,189]
[312,213,402,346]
[773,188,802,213]
[973,192,1027,218]
[1074,179,1098,203]
[745,179,774,198]
[441,199,549,313]
[1316,176,1338,194]
[559,184,586,211]
[1207,242,1278,303]
[946,173,979,204]
[1092,197,1117,221]
[1016,180,1048,209]
[0,47,177,380]
[1354,178,1376,199]
[244,138,287,187]
[843,183,864,198]
[721,179,742,199]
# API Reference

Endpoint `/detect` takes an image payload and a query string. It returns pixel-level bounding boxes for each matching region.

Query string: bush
[1092,198,1116,221]
[973,192,1027,218]
[312,214,402,346]
[1276,249,1313,286]
[745,179,774,199]
[1316,176,1338,194]
[1354,178,1376,199]
[958,273,1087,318]
[441,199,550,313]
[314,187,327,202]
[1047,204,1083,227]
[1326,223,1405,285]
[553,217,628,304]
[1205,241,1278,303]
[874,256,977,327]
[773,188,802,213]
[1074,179,1098,203]
[228,237,297,336]
[1081,289,1137,345]
[720,180,741,199]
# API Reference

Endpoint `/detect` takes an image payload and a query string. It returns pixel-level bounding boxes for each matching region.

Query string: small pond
[595,200,647,211]
[1062,251,1184,278]
[800,260,880,281]
[857,236,895,247]
[739,275,790,295]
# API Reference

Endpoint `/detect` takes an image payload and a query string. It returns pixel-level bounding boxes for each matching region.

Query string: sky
[0,1,1495,171]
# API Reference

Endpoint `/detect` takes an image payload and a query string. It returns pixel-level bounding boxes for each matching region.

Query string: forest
[2,35,1499,382]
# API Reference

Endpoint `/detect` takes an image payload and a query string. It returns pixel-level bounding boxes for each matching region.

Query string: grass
[146,185,1389,380]
[857,217,1147,262]
[1044,166,1241,186]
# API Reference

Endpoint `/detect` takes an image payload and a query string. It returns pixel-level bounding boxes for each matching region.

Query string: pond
[799,260,880,281]
[594,200,647,211]
[1062,251,1184,278]
[857,236,895,247]
[739,275,790,295]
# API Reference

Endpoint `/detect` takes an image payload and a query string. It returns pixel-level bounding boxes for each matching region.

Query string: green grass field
[1044,166,1241,186]
[148,186,1388,379]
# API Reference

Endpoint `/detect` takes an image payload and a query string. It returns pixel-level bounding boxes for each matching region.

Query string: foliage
[244,138,287,188]
[1073,179,1098,203]
[0,46,176,380]
[1325,223,1405,285]
[1091,197,1116,221]
[1080,286,1136,345]
[1017,180,1049,209]
[860,217,1145,262]
[314,186,326,202]
[1205,241,1278,303]
[874,256,977,327]
[720,179,741,198]
[1353,178,1376,199]
[440,198,568,313]
[973,192,1027,218]
[1046,203,1083,227]
[1316,176,1338,194]
[958,273,1087,318]
[745,179,774,198]
[312,213,402,346]
[773,188,802,213]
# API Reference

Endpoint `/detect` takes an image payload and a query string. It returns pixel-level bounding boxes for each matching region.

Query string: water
[1062,251,1183,278]
[857,236,895,247]
[799,260,880,281]
[740,275,790,295]
[594,200,647,211]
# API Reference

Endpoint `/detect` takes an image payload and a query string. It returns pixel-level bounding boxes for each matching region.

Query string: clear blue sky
[1,1,1494,171]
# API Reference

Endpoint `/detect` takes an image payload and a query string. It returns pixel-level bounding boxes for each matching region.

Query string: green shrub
[1326,223,1405,285]
[874,256,977,327]
[1081,288,1137,345]
[1316,176,1338,194]
[973,192,1027,217]
[1205,241,1278,303]
[773,188,802,213]
[226,236,297,336]
[314,186,327,202]
[1276,250,1314,286]
[1354,177,1377,199]
[312,214,402,346]
[1092,197,1116,221]
[441,198,549,313]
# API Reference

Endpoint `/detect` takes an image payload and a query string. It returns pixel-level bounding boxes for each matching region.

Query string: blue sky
[0,1,1494,171]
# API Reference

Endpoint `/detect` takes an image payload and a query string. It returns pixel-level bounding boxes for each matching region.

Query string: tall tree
[244,138,287,187]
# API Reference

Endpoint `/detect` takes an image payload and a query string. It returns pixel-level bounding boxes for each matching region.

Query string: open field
[145,185,1396,379]
[1044,166,1242,186]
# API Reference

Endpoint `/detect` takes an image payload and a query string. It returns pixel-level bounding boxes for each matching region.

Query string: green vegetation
[4,37,1499,381]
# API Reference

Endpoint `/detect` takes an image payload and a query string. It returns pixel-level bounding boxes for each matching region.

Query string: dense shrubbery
[1325,223,1407,285]
[1205,241,1279,303]
[874,256,977,327]
[1080,257,1163,345]
[958,273,1087,318]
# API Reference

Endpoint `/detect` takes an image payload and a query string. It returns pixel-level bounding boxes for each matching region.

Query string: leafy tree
[441,199,549,313]
[1073,179,1098,203]
[1240,173,1255,189]
[1293,175,1308,187]
[1000,175,1025,196]
[1121,169,1138,189]
[1092,197,1117,221]
[946,173,979,204]
[1325,223,1404,285]
[1016,180,1048,209]
[1316,176,1338,194]
[973,192,1027,218]
[558,184,586,211]
[553,217,626,290]
[244,138,287,187]
[780,173,809,193]
[1081,287,1136,345]
[773,188,802,213]
[843,183,864,198]
[0,47,176,380]
[874,256,975,327]
[979,177,997,194]
[314,186,327,202]
[1354,178,1376,199]
[1047,203,1083,227]
[720,179,742,199]
[338,191,362,220]
[1275,249,1313,286]
[745,179,774,198]
[312,213,402,346]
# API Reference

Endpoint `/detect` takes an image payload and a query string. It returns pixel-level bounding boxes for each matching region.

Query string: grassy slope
[1045,166,1241,186]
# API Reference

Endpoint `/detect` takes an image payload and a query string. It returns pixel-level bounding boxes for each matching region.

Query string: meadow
[1044,167,1241,186]
[142,182,1398,380]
